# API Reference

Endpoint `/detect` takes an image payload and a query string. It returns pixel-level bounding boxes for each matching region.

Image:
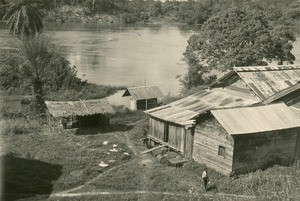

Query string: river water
[1,22,300,101]
[46,23,199,97]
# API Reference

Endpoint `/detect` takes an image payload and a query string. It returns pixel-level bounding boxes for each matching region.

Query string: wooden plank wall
[168,124,185,153]
[185,128,194,158]
[232,128,299,174]
[149,117,165,141]
[137,98,158,110]
[193,117,234,175]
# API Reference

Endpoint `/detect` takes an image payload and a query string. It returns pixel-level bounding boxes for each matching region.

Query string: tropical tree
[2,0,43,37]
[4,36,81,112]
[183,7,296,76]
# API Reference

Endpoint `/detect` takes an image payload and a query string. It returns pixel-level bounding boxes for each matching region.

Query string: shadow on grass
[1,154,62,201]
[75,124,133,135]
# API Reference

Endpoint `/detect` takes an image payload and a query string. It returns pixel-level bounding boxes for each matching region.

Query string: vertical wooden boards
[232,128,299,174]
[185,128,194,159]
[169,124,185,153]
[193,117,234,176]
[149,117,165,141]
[137,98,158,110]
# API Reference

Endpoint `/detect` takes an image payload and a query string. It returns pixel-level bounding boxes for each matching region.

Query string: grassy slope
[2,111,300,201]
[1,116,137,200]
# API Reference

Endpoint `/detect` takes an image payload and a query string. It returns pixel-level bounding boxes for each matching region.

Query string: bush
[120,12,140,23]
[1,118,40,135]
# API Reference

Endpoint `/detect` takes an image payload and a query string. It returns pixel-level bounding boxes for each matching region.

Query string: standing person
[202,168,209,191]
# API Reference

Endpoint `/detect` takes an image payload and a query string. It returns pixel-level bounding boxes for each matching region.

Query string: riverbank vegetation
[2,0,300,26]
[0,36,122,113]
[0,0,122,113]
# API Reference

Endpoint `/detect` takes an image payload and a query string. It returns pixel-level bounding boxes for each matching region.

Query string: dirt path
[50,190,257,200]
[49,125,257,200]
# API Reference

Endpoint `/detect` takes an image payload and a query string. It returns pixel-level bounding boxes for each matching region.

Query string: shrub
[1,118,40,135]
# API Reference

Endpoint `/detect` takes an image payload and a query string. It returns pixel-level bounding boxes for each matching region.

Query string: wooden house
[145,65,300,175]
[211,65,300,103]
[194,103,300,175]
[122,86,164,111]
[45,99,114,129]
[146,86,261,158]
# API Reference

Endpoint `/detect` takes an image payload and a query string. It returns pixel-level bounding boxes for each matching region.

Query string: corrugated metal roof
[146,87,260,126]
[233,65,300,100]
[45,99,114,117]
[122,86,164,100]
[211,103,300,135]
[290,106,300,118]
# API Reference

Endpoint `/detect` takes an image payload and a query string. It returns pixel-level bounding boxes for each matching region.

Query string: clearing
[1,111,300,201]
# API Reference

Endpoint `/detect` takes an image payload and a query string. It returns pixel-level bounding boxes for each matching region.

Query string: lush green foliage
[2,0,43,36]
[185,8,296,70]
[182,0,300,89]
[2,0,300,26]
[0,36,80,111]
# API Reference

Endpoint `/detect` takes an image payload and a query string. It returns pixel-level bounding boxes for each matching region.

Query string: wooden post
[146,99,148,110]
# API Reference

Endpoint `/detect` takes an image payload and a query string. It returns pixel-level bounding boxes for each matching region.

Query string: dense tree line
[181,0,300,89]
[1,0,299,25]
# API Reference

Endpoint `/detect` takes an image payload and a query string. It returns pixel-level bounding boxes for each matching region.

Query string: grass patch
[0,118,41,135]
[111,105,147,125]
[46,83,125,101]
[1,124,134,196]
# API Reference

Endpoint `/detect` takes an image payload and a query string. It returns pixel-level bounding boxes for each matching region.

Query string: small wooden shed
[122,86,164,111]
[45,99,114,129]
[194,103,300,175]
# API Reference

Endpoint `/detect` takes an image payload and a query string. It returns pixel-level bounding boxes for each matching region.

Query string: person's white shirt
[202,171,207,179]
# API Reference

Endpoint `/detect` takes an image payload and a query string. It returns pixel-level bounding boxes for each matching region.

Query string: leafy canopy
[3,0,43,36]
[0,36,83,112]
[184,7,296,73]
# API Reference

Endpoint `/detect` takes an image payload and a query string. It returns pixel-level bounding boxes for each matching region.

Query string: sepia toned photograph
[0,0,300,200]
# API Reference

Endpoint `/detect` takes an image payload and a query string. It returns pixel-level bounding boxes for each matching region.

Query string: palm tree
[3,0,43,37]
[12,36,59,112]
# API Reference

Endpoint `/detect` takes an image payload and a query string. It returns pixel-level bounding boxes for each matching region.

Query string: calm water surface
[46,23,198,96]
[1,22,300,99]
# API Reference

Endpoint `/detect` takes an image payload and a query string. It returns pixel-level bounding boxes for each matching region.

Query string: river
[1,22,300,100]
[46,23,198,97]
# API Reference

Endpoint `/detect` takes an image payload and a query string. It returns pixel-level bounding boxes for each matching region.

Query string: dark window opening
[218,145,225,157]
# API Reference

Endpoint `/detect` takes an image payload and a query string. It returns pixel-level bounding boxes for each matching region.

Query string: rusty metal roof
[146,87,260,126]
[233,65,300,100]
[211,103,300,135]
[45,99,114,117]
[122,86,164,100]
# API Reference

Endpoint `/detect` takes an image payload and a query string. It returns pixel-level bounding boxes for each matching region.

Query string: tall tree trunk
[33,80,46,113]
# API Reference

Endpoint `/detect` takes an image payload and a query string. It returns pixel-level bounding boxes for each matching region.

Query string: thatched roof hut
[45,99,114,128]
[45,99,114,117]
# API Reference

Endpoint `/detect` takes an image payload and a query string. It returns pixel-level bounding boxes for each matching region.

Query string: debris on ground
[99,161,109,168]
[113,144,118,148]
[103,141,109,145]
[108,160,116,163]
[123,152,130,156]
[109,148,118,152]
